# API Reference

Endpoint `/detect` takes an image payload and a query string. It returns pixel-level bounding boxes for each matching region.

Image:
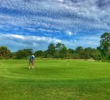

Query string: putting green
[0,59,110,100]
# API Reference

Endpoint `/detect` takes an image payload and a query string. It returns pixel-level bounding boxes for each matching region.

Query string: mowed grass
[0,59,110,100]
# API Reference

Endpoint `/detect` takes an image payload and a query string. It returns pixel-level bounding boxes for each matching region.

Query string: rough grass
[0,59,110,100]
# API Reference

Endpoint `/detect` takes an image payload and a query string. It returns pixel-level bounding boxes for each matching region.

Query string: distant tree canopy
[14,49,33,59]
[35,50,43,58]
[98,32,110,60]
[0,46,11,59]
[0,32,110,60]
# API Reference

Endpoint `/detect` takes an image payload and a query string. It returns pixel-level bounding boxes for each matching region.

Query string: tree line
[0,32,110,60]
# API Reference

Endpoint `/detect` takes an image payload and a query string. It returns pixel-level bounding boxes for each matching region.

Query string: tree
[24,49,33,57]
[35,50,43,58]
[108,49,110,60]
[66,48,75,58]
[83,47,95,59]
[55,43,62,51]
[59,45,67,58]
[73,53,80,59]
[47,43,55,58]
[15,50,26,59]
[43,50,48,58]
[0,46,11,59]
[92,49,101,60]
[75,46,84,59]
[55,43,67,58]
[15,49,33,59]
[68,48,74,54]
[99,32,110,59]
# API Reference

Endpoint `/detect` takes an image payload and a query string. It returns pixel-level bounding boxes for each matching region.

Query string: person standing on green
[29,55,35,69]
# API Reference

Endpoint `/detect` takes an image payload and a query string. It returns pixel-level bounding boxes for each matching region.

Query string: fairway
[0,59,110,100]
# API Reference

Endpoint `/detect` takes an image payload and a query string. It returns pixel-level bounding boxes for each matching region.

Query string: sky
[0,0,110,52]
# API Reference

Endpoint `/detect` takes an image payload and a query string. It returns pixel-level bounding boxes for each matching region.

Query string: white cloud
[66,31,73,36]
[5,34,25,40]
[58,0,64,2]
[0,34,62,51]
[0,32,101,51]
[4,34,62,43]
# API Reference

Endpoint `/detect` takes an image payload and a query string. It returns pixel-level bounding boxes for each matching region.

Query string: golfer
[29,55,35,69]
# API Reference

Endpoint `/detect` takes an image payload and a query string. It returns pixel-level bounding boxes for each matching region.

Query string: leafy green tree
[35,50,43,58]
[15,50,26,59]
[24,49,33,57]
[83,47,93,59]
[54,43,62,58]
[75,46,84,59]
[108,49,110,60]
[59,45,67,58]
[55,43,62,51]
[15,49,33,59]
[73,53,80,59]
[92,49,101,60]
[55,43,67,58]
[0,46,11,59]
[66,48,75,58]
[47,43,55,58]
[99,32,110,59]
[43,50,48,58]
[68,48,74,53]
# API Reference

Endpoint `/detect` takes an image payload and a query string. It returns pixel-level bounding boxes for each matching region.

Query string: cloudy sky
[0,0,110,52]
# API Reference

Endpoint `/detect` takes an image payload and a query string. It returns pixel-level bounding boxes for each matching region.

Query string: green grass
[0,59,110,100]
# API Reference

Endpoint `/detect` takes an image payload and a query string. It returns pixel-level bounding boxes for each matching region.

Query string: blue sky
[0,0,110,52]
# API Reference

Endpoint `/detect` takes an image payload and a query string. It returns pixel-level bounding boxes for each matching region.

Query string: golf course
[0,59,110,100]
